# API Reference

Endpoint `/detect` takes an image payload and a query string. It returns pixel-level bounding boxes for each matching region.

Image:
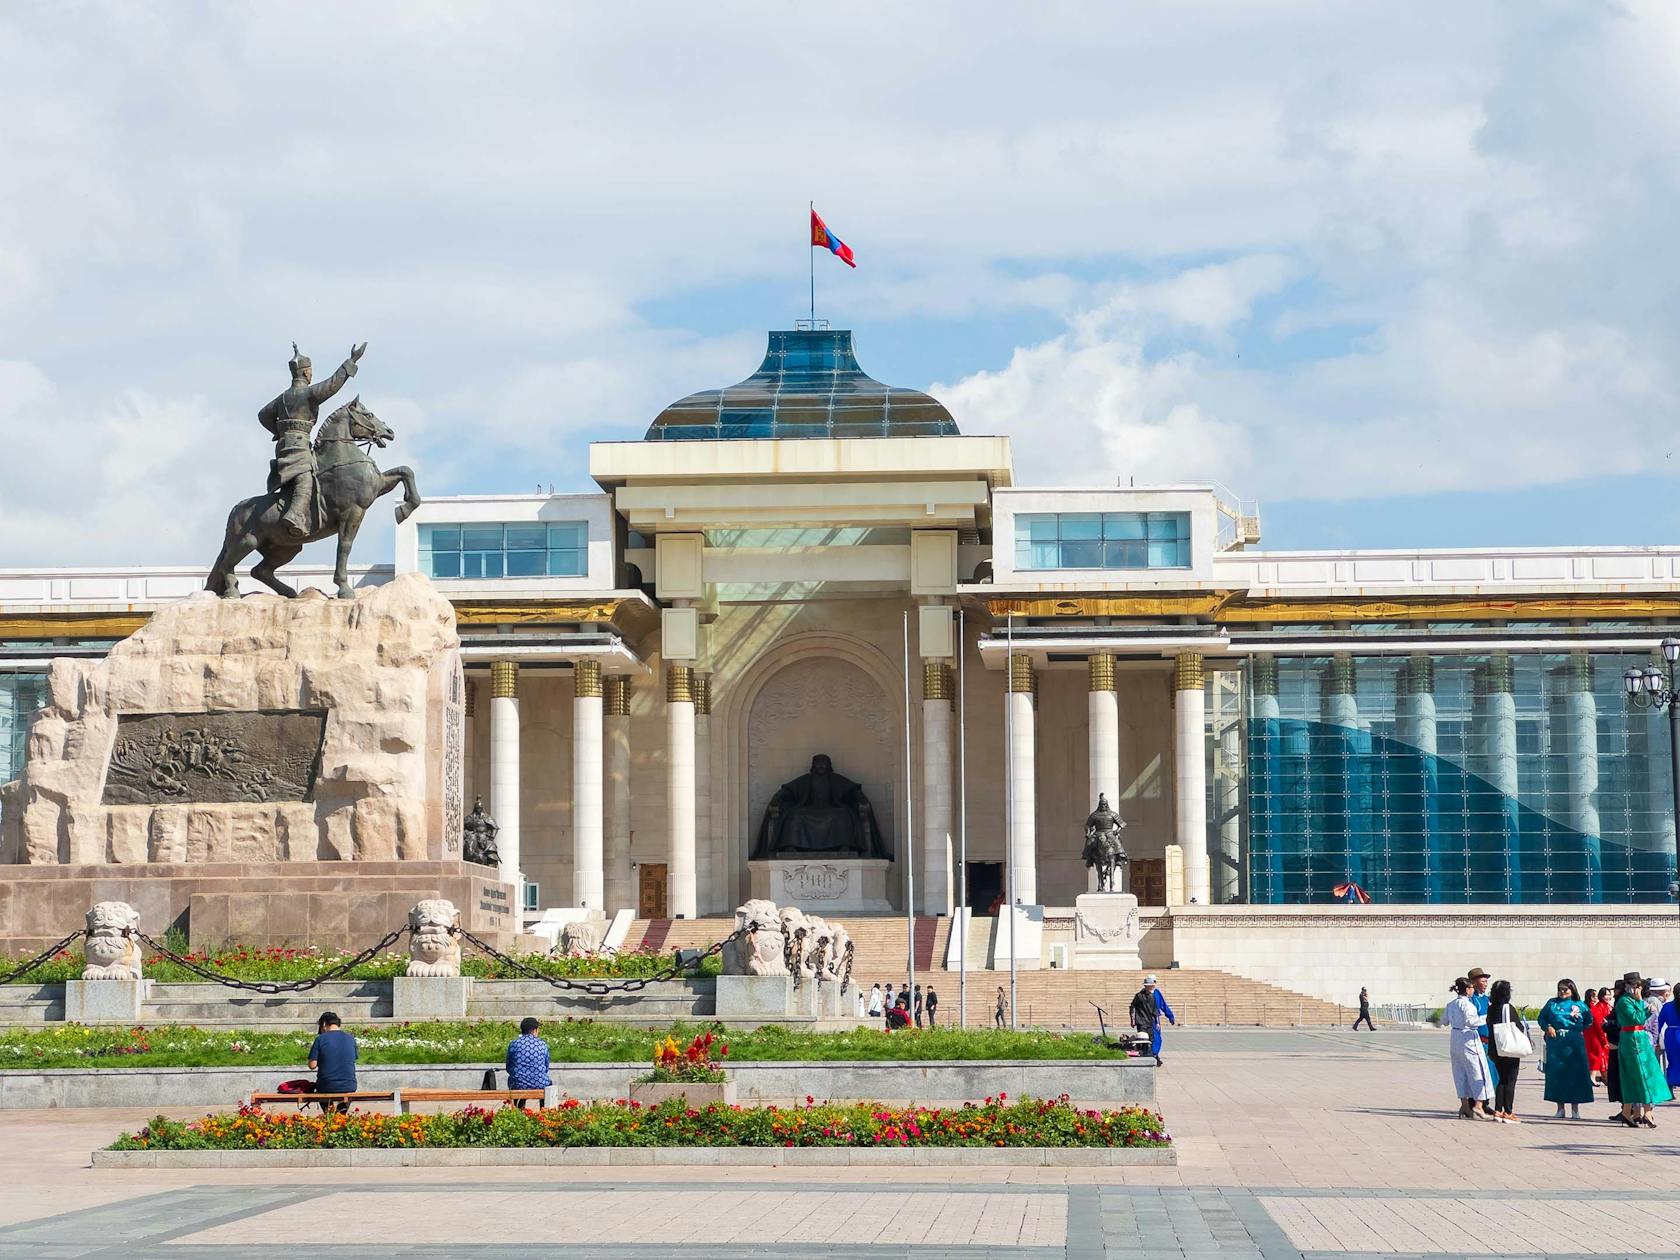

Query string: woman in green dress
[1616,971,1672,1128]
[1539,978,1593,1118]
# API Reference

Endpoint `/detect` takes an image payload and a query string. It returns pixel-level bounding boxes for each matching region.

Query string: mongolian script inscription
[780,863,849,902]
[102,710,327,806]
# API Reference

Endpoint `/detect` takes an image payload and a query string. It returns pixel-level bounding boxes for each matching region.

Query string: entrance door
[966,861,1005,916]
[638,864,668,918]
[1132,858,1165,907]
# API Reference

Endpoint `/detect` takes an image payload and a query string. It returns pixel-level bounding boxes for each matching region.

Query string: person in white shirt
[1445,976,1497,1121]
[867,983,883,1018]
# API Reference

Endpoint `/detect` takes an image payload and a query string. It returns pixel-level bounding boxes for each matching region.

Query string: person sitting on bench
[308,1012,359,1112]
[505,1017,551,1104]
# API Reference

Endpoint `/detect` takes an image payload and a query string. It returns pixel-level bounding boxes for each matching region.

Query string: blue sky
[2,2,1678,564]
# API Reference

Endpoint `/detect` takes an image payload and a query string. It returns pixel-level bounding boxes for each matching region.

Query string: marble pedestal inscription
[1071,892,1143,970]
[103,710,327,806]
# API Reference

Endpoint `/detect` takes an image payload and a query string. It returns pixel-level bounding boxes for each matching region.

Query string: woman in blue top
[1538,978,1593,1118]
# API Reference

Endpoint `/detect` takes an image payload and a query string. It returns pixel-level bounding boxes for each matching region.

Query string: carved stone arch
[713,632,907,911]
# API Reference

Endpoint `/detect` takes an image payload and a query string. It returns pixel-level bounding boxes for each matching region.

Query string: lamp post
[1623,638,1680,916]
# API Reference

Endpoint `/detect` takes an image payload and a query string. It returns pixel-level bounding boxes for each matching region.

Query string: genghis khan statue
[750,754,891,860]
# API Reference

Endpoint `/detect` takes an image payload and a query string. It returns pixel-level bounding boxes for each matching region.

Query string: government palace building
[4,328,1680,1008]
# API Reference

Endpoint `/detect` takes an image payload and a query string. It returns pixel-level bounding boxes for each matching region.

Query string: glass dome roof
[644,329,959,441]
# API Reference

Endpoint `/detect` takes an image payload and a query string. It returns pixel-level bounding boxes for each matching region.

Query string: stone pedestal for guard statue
[1070,892,1143,970]
[715,973,794,1021]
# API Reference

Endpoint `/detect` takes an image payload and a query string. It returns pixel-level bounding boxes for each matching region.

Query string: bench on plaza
[397,1088,547,1113]
[248,1091,398,1111]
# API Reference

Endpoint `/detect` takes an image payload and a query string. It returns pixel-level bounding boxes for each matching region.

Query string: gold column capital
[1088,653,1117,693]
[923,661,954,702]
[573,658,602,699]
[490,659,519,699]
[604,675,632,716]
[1250,655,1278,697]
[1324,654,1355,695]
[1565,653,1592,691]
[693,673,713,716]
[464,678,477,717]
[1007,653,1036,694]
[1173,652,1203,692]
[666,664,695,705]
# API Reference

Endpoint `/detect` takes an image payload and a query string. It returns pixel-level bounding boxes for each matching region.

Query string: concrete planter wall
[0,1058,1153,1110]
[627,1078,735,1107]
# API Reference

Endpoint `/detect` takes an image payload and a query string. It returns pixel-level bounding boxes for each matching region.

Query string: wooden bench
[397,1089,547,1113]
[249,1091,398,1111]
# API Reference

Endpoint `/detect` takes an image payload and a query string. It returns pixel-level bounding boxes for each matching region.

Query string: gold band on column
[490,660,519,699]
[1405,654,1434,694]
[1088,654,1116,693]
[573,658,602,698]
[1173,652,1203,691]
[693,673,712,716]
[464,679,476,717]
[1007,653,1035,694]
[604,676,631,716]
[1566,653,1591,691]
[923,661,954,702]
[666,664,695,705]
[1251,655,1277,697]
[1325,654,1355,695]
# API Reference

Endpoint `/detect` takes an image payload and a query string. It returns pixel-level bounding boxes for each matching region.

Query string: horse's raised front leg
[207,530,256,599]
[251,543,303,598]
[333,506,365,599]
[380,465,422,524]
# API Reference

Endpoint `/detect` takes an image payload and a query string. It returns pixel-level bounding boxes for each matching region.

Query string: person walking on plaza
[1485,979,1529,1122]
[913,983,924,1028]
[1539,978,1593,1119]
[1352,987,1374,1031]
[1445,977,1495,1120]
[1468,967,1499,1116]
[505,1017,551,1105]
[1603,978,1626,1115]
[307,1011,358,1113]
[1615,971,1670,1128]
[1130,974,1176,1066]
[995,985,1008,1030]
[1584,986,1611,1084]
[1658,982,1680,1092]
[884,983,896,1017]
[925,985,939,1027]
[867,983,883,1018]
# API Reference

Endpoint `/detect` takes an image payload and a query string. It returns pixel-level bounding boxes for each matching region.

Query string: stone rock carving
[722,898,788,977]
[82,901,143,980]
[406,899,462,977]
[462,797,501,867]
[559,915,607,957]
[103,711,326,806]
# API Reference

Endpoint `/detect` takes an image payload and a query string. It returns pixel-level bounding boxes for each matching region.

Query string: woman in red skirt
[1584,985,1612,1083]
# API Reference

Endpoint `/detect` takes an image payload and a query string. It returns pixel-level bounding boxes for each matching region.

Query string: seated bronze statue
[751,754,891,860]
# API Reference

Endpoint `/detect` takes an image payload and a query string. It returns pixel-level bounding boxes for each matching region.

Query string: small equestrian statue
[1082,793,1128,893]
[206,342,421,599]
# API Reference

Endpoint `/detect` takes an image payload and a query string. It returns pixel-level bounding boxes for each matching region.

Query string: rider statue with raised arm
[260,341,366,538]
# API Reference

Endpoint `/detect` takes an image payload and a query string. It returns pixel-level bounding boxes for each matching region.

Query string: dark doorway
[966,861,1005,916]
[638,863,668,918]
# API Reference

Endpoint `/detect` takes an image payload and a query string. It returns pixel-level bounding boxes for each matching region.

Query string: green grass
[0,1020,1123,1071]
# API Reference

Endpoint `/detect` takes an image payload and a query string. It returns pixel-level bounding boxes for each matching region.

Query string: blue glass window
[419,522,587,580]
[0,672,48,791]
[1014,512,1190,570]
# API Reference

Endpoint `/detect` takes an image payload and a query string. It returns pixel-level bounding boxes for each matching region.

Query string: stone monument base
[393,975,470,1020]
[64,979,147,1024]
[0,859,517,956]
[748,859,893,913]
[714,973,795,1021]
[1071,892,1143,970]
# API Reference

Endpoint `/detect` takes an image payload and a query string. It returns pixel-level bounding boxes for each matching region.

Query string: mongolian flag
[1333,881,1372,905]
[810,208,856,268]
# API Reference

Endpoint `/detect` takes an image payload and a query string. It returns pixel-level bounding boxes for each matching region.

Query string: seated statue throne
[750,754,891,860]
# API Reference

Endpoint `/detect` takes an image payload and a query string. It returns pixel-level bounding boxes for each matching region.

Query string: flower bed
[110,1094,1170,1151]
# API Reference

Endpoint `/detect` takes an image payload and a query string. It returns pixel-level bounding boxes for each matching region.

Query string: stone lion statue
[406,899,461,978]
[723,898,788,976]
[559,916,607,957]
[802,914,834,976]
[82,901,143,981]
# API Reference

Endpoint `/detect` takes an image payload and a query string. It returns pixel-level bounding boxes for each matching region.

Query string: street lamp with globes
[1624,638,1680,914]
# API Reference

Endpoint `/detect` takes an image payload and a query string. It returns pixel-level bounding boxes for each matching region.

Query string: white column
[1088,654,1120,892]
[1006,653,1038,906]
[1174,652,1210,907]
[603,676,633,914]
[921,660,954,915]
[666,665,697,919]
[693,674,713,915]
[1563,655,1601,897]
[1478,655,1522,897]
[489,660,522,897]
[570,659,605,912]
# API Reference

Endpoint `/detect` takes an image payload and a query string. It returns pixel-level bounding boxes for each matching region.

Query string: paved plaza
[0,1029,1675,1259]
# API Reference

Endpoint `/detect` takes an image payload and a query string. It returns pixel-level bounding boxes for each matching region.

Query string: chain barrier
[451,924,749,996]
[785,927,807,987]
[0,929,87,986]
[840,940,855,990]
[129,926,411,995]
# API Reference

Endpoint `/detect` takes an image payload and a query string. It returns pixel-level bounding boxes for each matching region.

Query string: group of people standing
[1445,967,1679,1127]
[865,981,939,1029]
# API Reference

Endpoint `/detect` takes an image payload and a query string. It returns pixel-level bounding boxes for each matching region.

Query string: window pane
[462,525,503,550]
[1104,513,1146,540]
[461,552,483,579]
[427,552,460,579]
[1060,513,1101,540]
[1061,540,1103,567]
[505,550,544,577]
[422,525,460,552]
[548,549,585,577]
[1147,539,1180,567]
[1030,542,1060,569]
[548,522,584,548]
[504,524,546,550]
[1025,516,1059,543]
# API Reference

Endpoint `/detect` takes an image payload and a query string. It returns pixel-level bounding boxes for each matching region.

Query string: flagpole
[809,200,815,324]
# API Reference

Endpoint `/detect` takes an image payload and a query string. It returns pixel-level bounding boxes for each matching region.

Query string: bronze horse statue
[206,397,420,600]
[1081,793,1129,893]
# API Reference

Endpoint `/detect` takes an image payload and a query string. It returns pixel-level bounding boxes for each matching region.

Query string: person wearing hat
[1129,974,1176,1065]
[1614,971,1671,1128]
[1468,967,1499,1117]
[1656,978,1680,1093]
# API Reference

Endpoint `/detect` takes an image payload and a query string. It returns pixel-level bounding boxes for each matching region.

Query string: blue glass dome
[644,329,959,441]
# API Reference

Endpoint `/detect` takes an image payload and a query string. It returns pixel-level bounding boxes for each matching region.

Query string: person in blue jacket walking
[1130,974,1176,1065]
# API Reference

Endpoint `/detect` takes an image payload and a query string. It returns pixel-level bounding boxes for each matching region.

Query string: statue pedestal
[1071,893,1142,970]
[748,859,893,913]
[64,979,147,1025]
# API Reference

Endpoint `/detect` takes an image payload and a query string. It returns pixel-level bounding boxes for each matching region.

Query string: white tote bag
[1492,1004,1534,1058]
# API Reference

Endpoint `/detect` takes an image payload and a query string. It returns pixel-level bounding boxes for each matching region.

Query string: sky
[2,1,1679,567]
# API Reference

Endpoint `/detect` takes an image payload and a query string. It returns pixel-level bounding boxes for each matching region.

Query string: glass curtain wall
[1245,651,1676,904]
[1,674,49,827]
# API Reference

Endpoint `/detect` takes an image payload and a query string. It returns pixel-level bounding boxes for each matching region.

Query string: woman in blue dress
[1539,977,1594,1118]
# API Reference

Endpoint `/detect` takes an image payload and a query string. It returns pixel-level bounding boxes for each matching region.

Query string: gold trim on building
[666,664,695,705]
[573,658,603,699]
[604,675,631,716]
[464,679,476,718]
[1006,653,1035,694]
[693,673,713,716]
[1174,651,1204,691]
[923,661,954,702]
[451,597,656,635]
[982,593,1680,624]
[490,660,519,699]
[1088,653,1117,693]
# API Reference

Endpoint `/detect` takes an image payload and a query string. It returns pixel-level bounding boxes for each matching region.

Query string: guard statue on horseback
[207,342,421,600]
[1082,793,1128,893]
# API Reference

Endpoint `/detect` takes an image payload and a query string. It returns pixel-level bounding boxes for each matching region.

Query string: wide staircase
[623,916,1351,1027]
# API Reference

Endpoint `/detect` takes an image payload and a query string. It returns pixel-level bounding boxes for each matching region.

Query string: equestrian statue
[207,342,421,599]
[1082,792,1129,893]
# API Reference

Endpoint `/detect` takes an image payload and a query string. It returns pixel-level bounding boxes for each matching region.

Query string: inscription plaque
[102,710,328,806]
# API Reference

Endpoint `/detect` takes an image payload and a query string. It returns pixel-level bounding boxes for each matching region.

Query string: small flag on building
[1333,880,1372,905]
[810,208,856,268]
